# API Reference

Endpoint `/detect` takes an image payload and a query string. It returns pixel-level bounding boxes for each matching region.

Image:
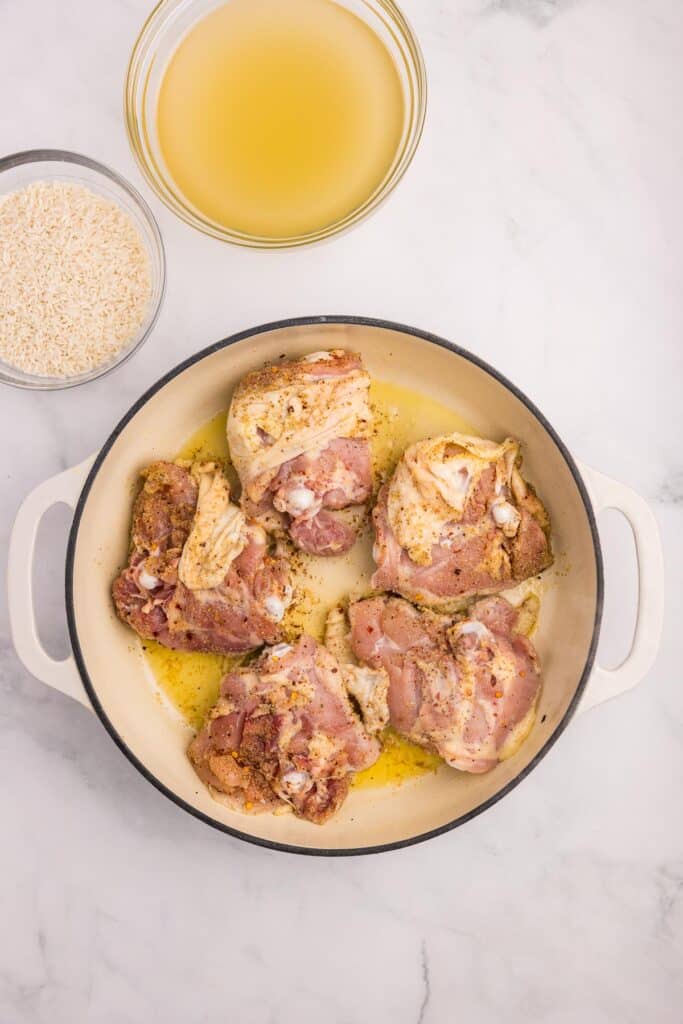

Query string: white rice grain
[0,181,152,378]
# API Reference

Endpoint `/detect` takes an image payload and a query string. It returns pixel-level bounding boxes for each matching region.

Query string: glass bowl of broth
[125,0,426,248]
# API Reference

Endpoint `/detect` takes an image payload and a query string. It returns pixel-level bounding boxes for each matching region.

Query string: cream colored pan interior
[67,320,600,852]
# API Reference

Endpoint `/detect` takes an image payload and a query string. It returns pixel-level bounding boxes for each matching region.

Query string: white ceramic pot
[7,317,664,854]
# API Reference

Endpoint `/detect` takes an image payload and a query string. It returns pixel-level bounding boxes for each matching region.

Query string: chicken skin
[188,635,382,823]
[372,432,552,609]
[112,461,292,653]
[227,350,372,556]
[346,594,542,773]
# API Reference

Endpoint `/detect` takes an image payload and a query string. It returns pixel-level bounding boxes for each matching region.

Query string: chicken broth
[142,379,476,787]
[156,0,405,239]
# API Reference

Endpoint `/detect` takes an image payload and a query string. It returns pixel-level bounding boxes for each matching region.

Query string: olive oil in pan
[352,729,442,789]
[176,408,229,463]
[143,642,236,732]
[156,0,405,239]
[143,380,475,787]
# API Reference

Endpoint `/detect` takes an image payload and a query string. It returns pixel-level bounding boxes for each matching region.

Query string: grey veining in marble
[1,0,681,1021]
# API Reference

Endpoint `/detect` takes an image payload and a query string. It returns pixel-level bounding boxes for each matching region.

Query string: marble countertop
[1,0,681,1020]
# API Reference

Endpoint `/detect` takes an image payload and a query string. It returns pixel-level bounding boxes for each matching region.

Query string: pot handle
[7,456,96,710]
[576,461,664,713]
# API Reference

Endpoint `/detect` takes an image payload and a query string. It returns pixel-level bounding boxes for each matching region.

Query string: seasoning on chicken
[112,461,292,654]
[325,603,390,734]
[227,350,373,556]
[371,431,552,609]
[188,635,382,822]
[346,593,542,773]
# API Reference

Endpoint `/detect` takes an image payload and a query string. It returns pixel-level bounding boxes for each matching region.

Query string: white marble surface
[1,0,682,1020]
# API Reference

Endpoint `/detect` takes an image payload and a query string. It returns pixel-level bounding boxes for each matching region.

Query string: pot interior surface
[69,321,600,852]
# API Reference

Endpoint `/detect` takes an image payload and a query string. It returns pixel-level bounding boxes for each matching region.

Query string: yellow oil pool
[352,729,443,789]
[143,642,235,733]
[143,377,475,787]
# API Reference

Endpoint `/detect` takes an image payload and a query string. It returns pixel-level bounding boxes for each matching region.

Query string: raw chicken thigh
[227,350,373,556]
[188,635,382,822]
[372,432,552,609]
[112,461,292,653]
[346,593,542,773]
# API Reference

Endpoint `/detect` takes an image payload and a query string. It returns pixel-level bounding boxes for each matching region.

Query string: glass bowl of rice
[0,149,165,390]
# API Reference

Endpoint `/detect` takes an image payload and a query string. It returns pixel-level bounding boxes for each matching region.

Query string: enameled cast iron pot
[8,317,664,855]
